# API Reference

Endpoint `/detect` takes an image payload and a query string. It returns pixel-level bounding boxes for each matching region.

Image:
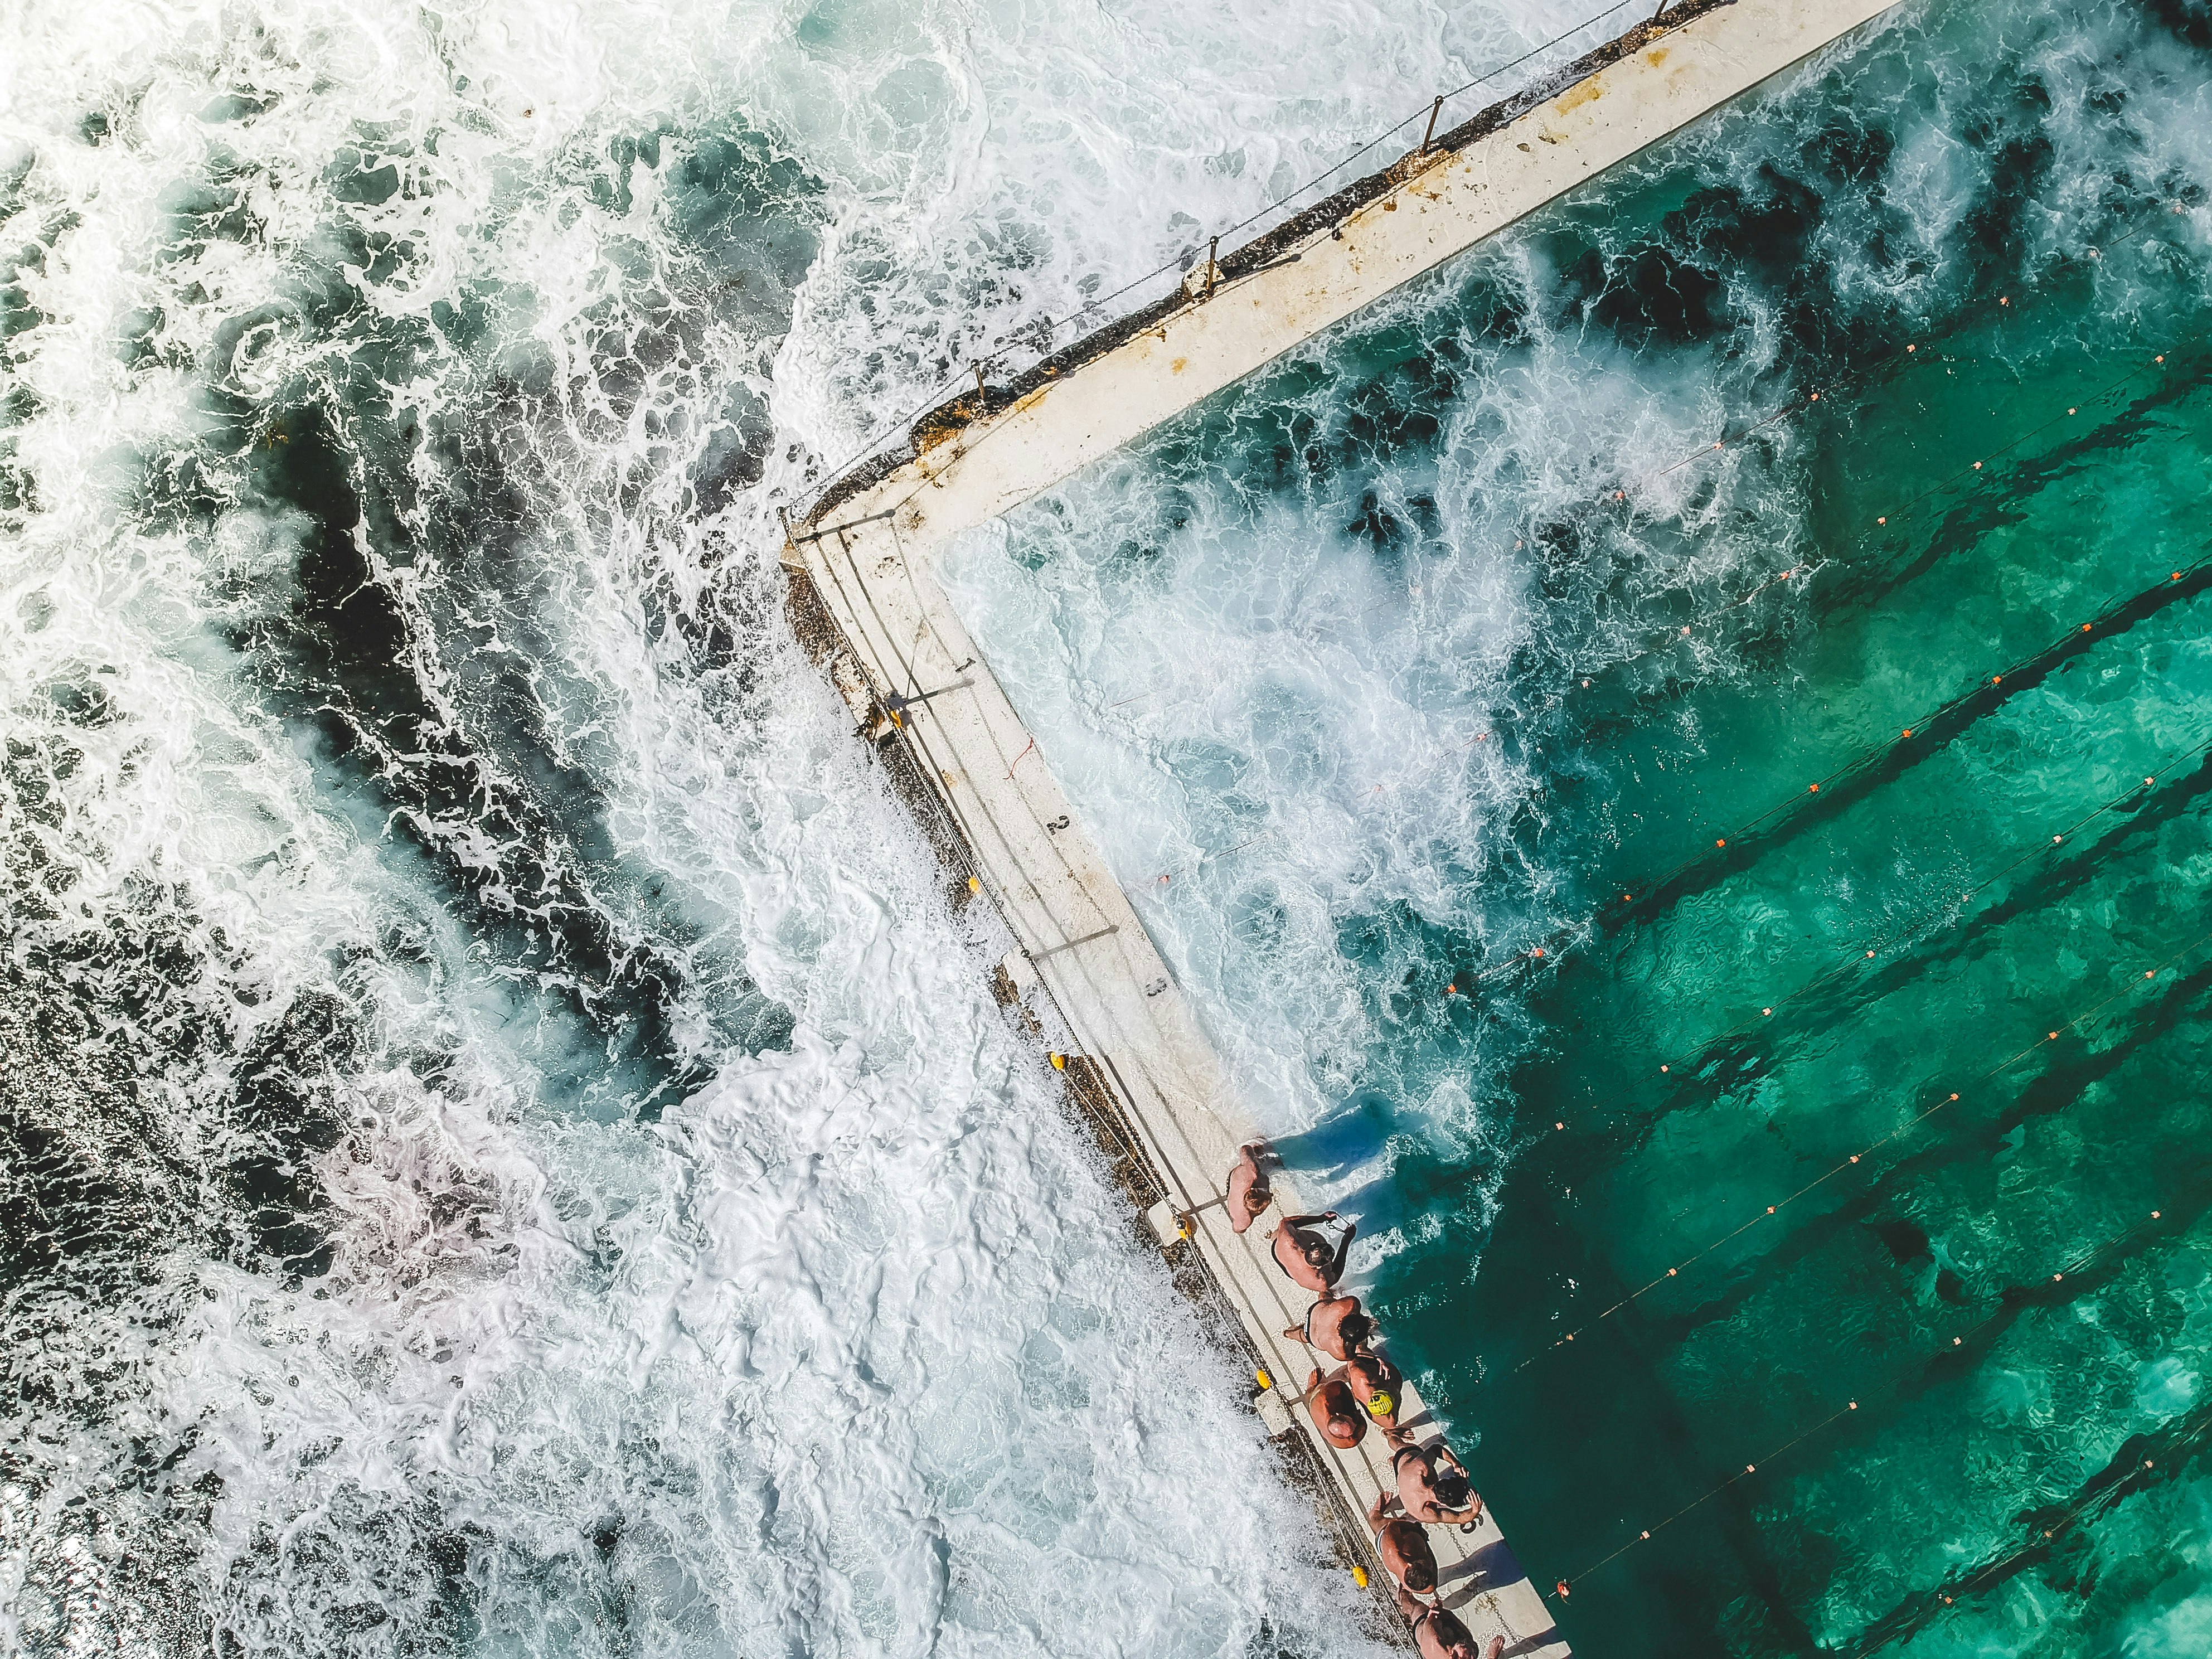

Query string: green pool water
[941,2,2212,1653]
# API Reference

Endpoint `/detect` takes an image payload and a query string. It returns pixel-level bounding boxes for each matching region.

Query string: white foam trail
[0,0,1594,1646]
[937,0,2212,1229]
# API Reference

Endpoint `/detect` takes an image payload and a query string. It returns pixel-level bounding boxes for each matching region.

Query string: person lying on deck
[1394,1588,1504,1659]
[1282,1291,1372,1361]
[1346,1348,1408,1443]
[1270,1211,1354,1293]
[1226,1141,1274,1233]
[1388,1442,1483,1528]
[1366,1486,1439,1595]
[1304,1366,1369,1449]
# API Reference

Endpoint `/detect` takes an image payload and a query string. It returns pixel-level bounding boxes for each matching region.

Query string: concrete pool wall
[782,0,1905,1644]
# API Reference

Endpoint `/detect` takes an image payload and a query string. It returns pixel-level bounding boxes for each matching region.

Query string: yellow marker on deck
[967,875,980,893]
[1049,1052,1066,1070]
[1351,1565,1370,1588]
[1255,1367,1272,1390]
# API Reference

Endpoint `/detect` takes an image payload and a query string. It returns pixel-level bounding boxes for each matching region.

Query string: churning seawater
[0,0,1613,1652]
[7,0,2210,1652]
[943,1,2212,1655]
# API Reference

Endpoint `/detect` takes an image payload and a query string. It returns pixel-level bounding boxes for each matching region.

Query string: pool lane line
[1507,789,2212,1362]
[1364,212,2196,725]
[1550,344,2199,733]
[1627,993,2212,1356]
[1298,347,2201,852]
[1451,533,2212,996]
[1628,796,2212,1194]
[1514,921,2212,1367]
[1292,338,2185,831]
[1612,710,2212,1094]
[1589,197,2186,515]
[1628,946,2212,1355]
[1466,334,2206,760]
[1619,739,2212,1106]
[1330,211,2194,725]
[1451,533,2212,982]
[1542,1201,2187,1611]
[1845,1393,2212,1656]
[1607,552,2212,927]
[1149,830,1275,888]
[1559,734,2212,1166]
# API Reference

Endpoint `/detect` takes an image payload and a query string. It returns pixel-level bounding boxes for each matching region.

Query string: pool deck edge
[782,0,1905,1646]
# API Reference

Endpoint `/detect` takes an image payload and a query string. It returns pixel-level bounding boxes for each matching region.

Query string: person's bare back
[1226,1141,1273,1234]
[1393,1443,1482,1527]
[1366,1488,1438,1595]
[1270,1212,1354,1293]
[1394,1589,1501,1659]
[1282,1292,1371,1360]
[1304,1366,1368,1449]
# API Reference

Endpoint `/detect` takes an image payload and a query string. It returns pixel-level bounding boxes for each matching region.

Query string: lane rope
[1545,1204,2181,1603]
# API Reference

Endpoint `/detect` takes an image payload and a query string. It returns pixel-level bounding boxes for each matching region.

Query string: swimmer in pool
[1366,1486,1439,1596]
[1226,1141,1274,1234]
[1304,1365,1369,1449]
[1270,1211,1354,1293]
[1394,1588,1503,1659]
[1282,1292,1372,1361]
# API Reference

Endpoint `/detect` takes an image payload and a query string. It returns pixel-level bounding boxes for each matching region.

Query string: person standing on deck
[1270,1210,1354,1293]
[1346,1348,1408,1444]
[1304,1366,1369,1449]
[1282,1291,1372,1360]
[1425,1440,1483,1527]
[1394,1589,1504,1659]
[1225,1141,1274,1233]
[1388,1442,1483,1528]
[1366,1487,1439,1595]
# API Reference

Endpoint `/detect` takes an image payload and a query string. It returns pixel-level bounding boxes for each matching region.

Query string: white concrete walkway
[785,0,1903,1647]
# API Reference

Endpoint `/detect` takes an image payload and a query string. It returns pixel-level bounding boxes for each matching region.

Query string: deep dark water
[147,117,826,1118]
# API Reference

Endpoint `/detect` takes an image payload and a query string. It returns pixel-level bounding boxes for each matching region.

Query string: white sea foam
[938,0,2212,1243]
[0,0,1606,1648]
[8,0,2204,1646]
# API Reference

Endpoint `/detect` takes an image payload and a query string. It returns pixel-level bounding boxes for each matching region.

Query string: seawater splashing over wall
[944,2,2212,1653]
[0,0,1617,1649]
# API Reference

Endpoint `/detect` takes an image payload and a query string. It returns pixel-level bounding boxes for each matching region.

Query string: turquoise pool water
[943,3,2212,1652]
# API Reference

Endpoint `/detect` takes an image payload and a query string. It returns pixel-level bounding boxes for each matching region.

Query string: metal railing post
[1418,94,1444,156]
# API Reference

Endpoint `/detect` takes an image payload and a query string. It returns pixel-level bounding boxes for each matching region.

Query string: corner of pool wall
[778,0,1907,1647]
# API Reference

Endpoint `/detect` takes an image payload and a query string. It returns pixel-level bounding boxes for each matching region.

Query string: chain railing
[799,0,1725,525]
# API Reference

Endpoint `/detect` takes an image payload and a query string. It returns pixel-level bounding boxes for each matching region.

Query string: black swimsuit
[1275,1222,1342,1284]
